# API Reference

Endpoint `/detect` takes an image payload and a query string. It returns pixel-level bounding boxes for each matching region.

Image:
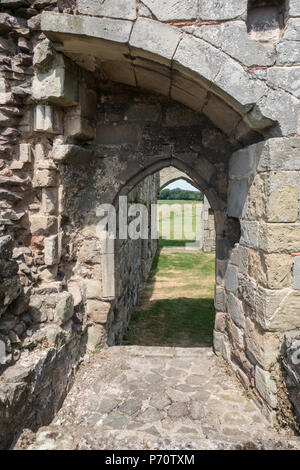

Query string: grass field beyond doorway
[124,199,216,347]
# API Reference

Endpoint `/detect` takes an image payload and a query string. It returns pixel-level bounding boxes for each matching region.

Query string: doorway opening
[124,173,216,348]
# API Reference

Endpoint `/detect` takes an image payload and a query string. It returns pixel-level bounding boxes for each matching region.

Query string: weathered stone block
[135,65,171,97]
[0,12,26,33]
[33,38,55,70]
[214,286,226,312]
[52,144,93,162]
[78,239,101,264]
[228,320,245,347]
[67,281,82,308]
[86,299,110,324]
[229,245,248,275]
[264,171,300,223]
[229,145,259,179]
[257,137,300,172]
[199,0,247,20]
[214,312,227,332]
[240,221,259,250]
[238,277,256,311]
[87,324,107,351]
[202,93,241,136]
[227,293,245,329]
[257,89,299,136]
[284,18,300,40]
[34,143,46,162]
[228,178,248,218]
[142,0,198,22]
[33,168,58,188]
[255,286,300,331]
[54,291,74,326]
[213,331,231,362]
[173,34,226,86]
[214,56,266,108]
[0,77,11,105]
[219,21,275,67]
[101,253,115,299]
[41,12,133,45]
[224,264,238,294]
[247,5,282,42]
[19,143,32,163]
[65,109,92,140]
[277,40,300,65]
[245,173,266,221]
[42,188,58,215]
[85,280,102,300]
[64,88,96,141]
[33,52,78,106]
[28,215,58,236]
[259,223,300,253]
[0,339,5,365]
[171,72,208,113]
[0,235,13,259]
[255,365,277,408]
[34,104,63,134]
[267,67,300,99]
[248,250,292,290]
[293,256,300,290]
[286,0,300,17]
[77,0,137,20]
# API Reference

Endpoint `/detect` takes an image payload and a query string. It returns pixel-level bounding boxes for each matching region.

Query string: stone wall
[0,0,299,449]
[202,196,216,253]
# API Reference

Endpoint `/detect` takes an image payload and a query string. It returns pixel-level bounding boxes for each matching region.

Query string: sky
[164,178,199,192]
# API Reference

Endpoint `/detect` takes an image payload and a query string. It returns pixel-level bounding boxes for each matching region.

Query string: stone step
[14,425,300,451]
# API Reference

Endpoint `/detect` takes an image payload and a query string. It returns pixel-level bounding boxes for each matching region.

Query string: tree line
[158,188,204,201]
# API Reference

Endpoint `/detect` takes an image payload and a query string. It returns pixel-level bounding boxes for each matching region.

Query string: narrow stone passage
[15,346,300,450]
[124,250,216,348]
